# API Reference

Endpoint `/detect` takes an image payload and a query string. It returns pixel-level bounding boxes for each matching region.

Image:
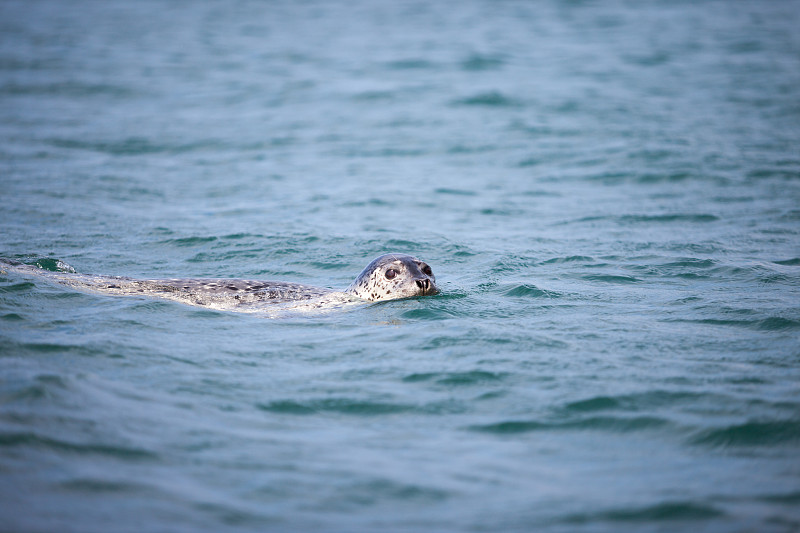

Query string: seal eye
[385,269,397,280]
[422,265,432,276]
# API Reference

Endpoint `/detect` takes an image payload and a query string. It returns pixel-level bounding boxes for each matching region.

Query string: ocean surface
[1,1,799,531]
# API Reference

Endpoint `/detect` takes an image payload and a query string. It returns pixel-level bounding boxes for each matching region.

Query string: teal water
[1,1,800,531]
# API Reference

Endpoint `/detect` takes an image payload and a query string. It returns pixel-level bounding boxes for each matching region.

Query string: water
[1,0,799,531]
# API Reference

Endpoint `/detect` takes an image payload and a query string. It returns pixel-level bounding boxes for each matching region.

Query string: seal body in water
[0,253,437,314]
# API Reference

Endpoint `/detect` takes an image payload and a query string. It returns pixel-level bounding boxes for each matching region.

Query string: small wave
[256,400,316,415]
[381,238,425,249]
[1,374,68,402]
[757,317,800,331]
[399,307,456,321]
[759,491,800,504]
[582,274,641,284]
[563,501,723,524]
[502,284,560,298]
[434,187,477,196]
[59,478,151,494]
[402,370,506,386]
[385,58,436,70]
[576,170,639,183]
[460,54,504,71]
[158,236,218,247]
[521,189,561,197]
[221,232,262,241]
[48,137,222,156]
[351,90,394,101]
[257,398,414,416]
[773,258,800,266]
[344,198,394,207]
[478,207,526,216]
[308,260,350,270]
[637,171,694,183]
[337,478,450,505]
[666,316,800,332]
[446,144,496,155]
[401,372,439,383]
[563,391,708,413]
[489,256,536,274]
[451,91,521,107]
[689,420,800,448]
[469,420,547,433]
[0,282,36,293]
[0,81,133,98]
[18,342,78,354]
[540,255,595,265]
[0,431,157,460]
[747,168,800,180]
[618,214,719,224]
[469,416,670,434]
[660,258,717,269]
[564,396,622,412]
[517,157,540,167]
[628,148,675,162]
[652,258,719,279]
[340,147,427,158]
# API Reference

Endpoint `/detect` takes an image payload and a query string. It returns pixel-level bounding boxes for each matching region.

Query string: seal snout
[415,277,435,295]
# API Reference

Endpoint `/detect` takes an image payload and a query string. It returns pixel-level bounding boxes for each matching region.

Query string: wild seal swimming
[0,253,437,315]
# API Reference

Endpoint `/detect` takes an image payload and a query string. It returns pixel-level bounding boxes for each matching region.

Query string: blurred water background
[1,1,799,531]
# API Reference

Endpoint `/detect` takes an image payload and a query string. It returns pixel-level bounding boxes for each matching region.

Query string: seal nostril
[415,278,430,292]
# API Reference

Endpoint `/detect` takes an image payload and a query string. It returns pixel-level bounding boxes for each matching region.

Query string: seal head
[345,253,437,301]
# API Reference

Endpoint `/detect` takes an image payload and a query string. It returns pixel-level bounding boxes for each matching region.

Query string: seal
[0,253,437,315]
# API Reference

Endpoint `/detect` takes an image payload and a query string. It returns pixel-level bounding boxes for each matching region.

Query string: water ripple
[689,420,800,448]
[502,284,561,298]
[0,431,158,460]
[402,370,507,386]
[562,390,708,413]
[469,416,671,434]
[451,91,522,107]
[257,398,414,416]
[563,501,724,524]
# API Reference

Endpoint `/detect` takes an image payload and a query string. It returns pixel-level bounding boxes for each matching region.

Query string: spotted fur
[1,253,437,315]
